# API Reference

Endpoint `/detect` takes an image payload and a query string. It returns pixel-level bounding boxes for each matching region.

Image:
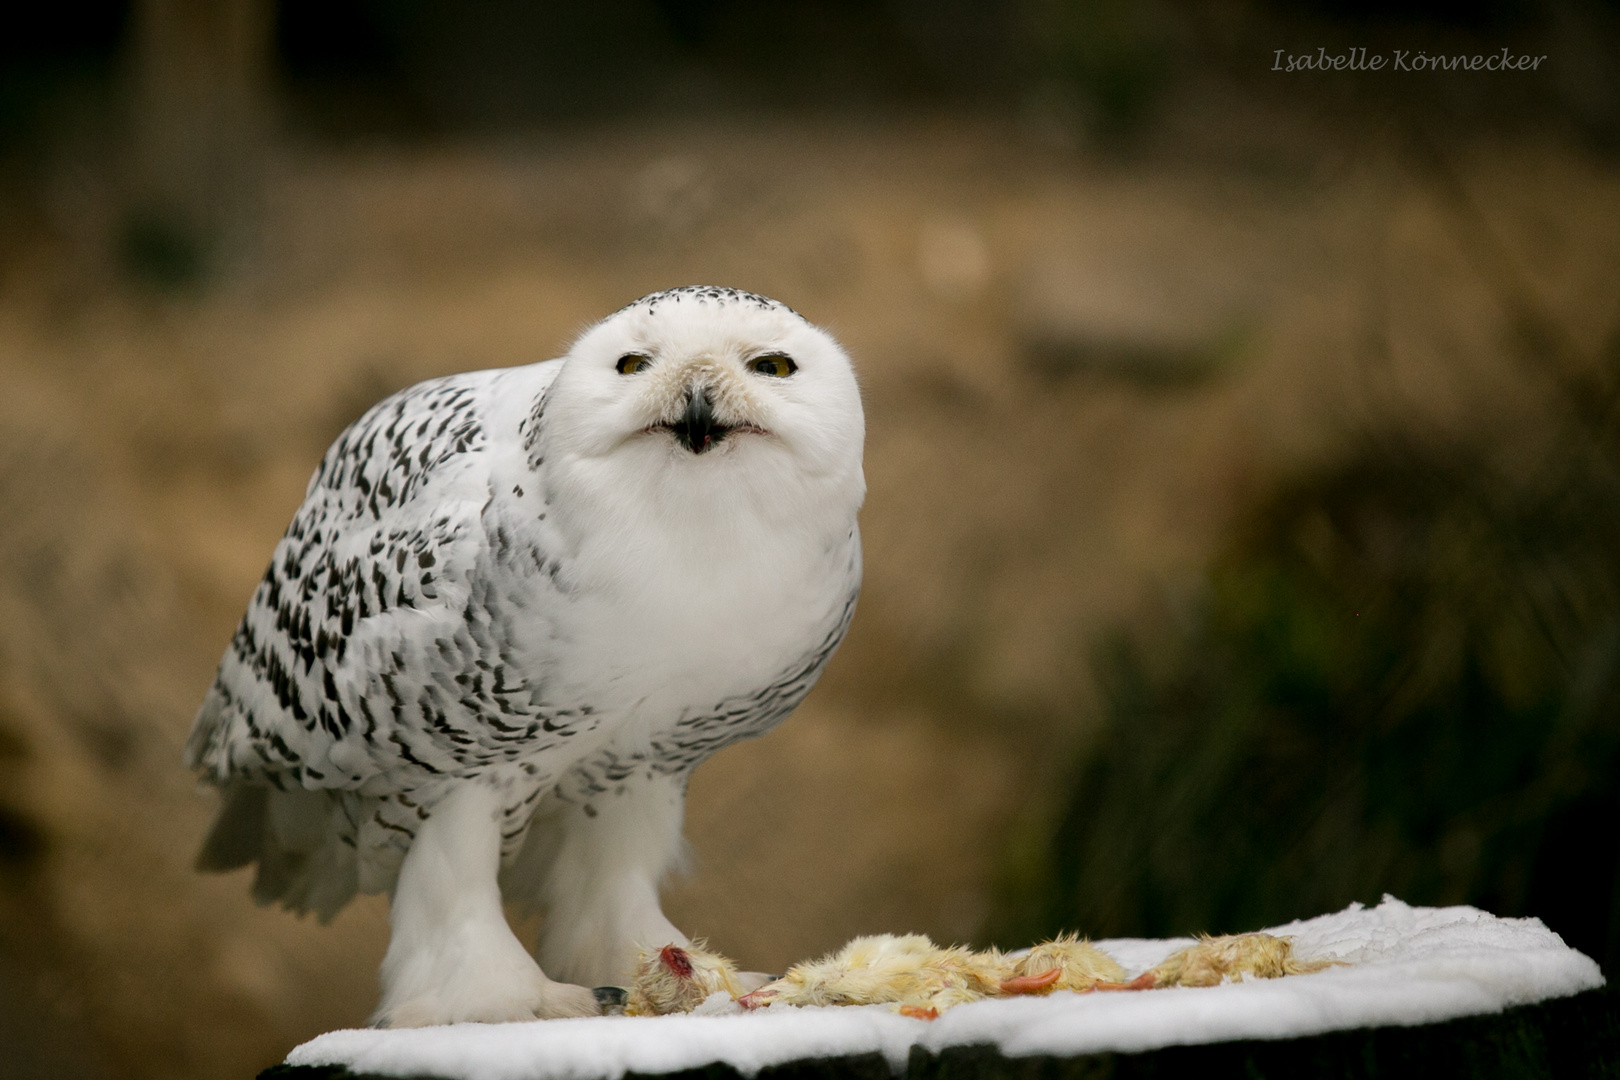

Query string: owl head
[538,287,865,536]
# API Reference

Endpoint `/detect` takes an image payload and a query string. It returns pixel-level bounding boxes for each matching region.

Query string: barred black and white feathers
[186,287,865,1025]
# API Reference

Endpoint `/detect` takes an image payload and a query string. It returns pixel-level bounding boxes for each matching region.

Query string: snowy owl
[185,286,864,1027]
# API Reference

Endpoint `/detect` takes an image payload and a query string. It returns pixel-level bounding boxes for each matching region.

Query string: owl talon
[593,986,629,1015]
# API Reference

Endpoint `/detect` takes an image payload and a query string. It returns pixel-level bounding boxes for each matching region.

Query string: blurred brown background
[1,1,1618,1077]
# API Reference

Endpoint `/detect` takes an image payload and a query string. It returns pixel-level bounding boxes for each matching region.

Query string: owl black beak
[671,387,726,454]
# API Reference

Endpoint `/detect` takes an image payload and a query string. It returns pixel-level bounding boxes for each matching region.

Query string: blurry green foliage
[1030,0,1171,135]
[994,425,1620,974]
[117,208,209,290]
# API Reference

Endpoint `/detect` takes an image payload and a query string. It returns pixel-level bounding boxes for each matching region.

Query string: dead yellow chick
[1145,932,1339,988]
[625,941,745,1016]
[737,932,1136,1017]
[1000,933,1128,994]
[623,931,1336,1017]
[738,934,1005,1016]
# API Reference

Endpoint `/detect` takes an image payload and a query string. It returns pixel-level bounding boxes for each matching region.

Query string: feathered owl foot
[374,963,600,1027]
[373,783,603,1026]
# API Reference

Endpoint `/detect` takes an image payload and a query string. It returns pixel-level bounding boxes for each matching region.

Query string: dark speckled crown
[615,286,801,319]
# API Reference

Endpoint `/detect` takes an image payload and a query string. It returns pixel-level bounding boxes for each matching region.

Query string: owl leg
[371,781,599,1027]
[530,769,690,989]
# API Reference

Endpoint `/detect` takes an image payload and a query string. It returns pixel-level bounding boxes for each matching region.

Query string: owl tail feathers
[196,783,267,872]
[195,783,359,923]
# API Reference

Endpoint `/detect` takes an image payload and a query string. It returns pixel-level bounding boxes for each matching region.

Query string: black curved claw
[593,985,629,1014]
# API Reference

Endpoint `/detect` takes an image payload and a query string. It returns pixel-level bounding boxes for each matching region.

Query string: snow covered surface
[285,898,1604,1080]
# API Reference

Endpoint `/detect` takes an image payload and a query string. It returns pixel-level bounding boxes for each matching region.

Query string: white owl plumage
[186,287,865,1026]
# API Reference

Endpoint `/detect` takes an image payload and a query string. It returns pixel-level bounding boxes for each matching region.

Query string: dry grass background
[0,89,1616,1078]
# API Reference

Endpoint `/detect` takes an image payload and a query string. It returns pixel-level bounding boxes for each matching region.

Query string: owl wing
[186,366,566,795]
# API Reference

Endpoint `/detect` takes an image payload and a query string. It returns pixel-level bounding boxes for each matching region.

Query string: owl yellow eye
[616,354,652,375]
[748,354,797,378]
